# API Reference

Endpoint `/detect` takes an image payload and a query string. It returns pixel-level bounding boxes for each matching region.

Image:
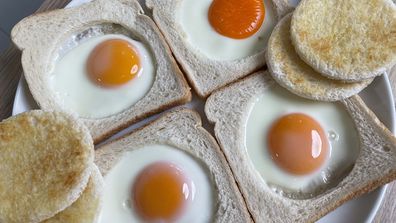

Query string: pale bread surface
[95,108,252,222]
[0,110,94,223]
[43,164,103,223]
[11,0,191,144]
[145,0,293,97]
[205,71,396,222]
[290,0,396,82]
[267,13,373,101]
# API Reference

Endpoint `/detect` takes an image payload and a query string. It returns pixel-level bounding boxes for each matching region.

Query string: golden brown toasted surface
[267,13,372,101]
[43,165,103,223]
[0,111,94,223]
[291,0,396,81]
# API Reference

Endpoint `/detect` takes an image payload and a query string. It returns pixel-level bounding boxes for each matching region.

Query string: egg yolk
[132,162,193,222]
[86,39,141,87]
[208,0,265,39]
[267,113,329,175]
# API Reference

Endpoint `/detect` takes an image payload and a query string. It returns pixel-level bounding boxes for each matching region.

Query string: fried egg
[49,34,155,119]
[98,144,214,222]
[245,84,360,198]
[179,0,276,60]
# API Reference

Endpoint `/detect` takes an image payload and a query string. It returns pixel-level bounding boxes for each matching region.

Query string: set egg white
[98,144,214,223]
[49,34,155,119]
[245,84,360,198]
[179,0,277,60]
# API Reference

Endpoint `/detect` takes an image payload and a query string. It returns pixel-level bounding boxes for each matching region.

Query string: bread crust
[145,0,293,97]
[0,110,94,223]
[267,13,373,101]
[11,0,191,144]
[95,108,252,222]
[290,0,396,82]
[205,71,396,222]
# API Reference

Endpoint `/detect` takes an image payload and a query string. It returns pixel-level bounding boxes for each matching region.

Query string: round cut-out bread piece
[291,0,396,82]
[267,13,373,101]
[0,111,94,223]
[43,164,103,223]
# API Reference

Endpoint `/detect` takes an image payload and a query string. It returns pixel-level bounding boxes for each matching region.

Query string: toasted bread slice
[205,71,396,222]
[290,0,396,82]
[95,108,252,222]
[43,164,103,223]
[0,111,94,223]
[145,0,293,97]
[11,0,191,144]
[267,13,373,101]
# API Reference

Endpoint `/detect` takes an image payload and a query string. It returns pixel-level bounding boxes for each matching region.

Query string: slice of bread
[95,108,252,222]
[266,13,373,101]
[290,0,396,82]
[205,71,396,222]
[11,0,191,144]
[0,110,94,223]
[145,0,293,97]
[43,164,103,223]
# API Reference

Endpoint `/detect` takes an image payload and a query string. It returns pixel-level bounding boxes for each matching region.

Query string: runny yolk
[132,162,193,222]
[208,0,265,39]
[86,39,141,87]
[267,113,329,175]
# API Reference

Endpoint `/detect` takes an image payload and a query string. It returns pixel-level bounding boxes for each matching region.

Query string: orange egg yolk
[267,113,329,175]
[132,162,192,222]
[208,0,265,39]
[86,39,141,87]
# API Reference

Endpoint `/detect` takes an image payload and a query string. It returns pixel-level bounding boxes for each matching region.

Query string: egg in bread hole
[98,144,214,223]
[245,84,360,199]
[49,24,155,119]
[179,0,277,60]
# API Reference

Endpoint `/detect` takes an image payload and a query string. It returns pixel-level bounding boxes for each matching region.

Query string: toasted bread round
[43,164,103,223]
[267,13,373,101]
[0,111,94,223]
[291,0,396,82]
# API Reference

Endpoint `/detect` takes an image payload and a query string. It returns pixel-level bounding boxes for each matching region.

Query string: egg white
[245,84,360,197]
[49,34,155,119]
[98,144,214,223]
[179,0,277,61]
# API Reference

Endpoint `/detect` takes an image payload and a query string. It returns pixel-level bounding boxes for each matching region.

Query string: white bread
[266,13,373,101]
[0,110,94,223]
[42,164,103,223]
[205,71,396,222]
[290,0,396,82]
[145,0,294,97]
[94,108,252,222]
[11,0,191,144]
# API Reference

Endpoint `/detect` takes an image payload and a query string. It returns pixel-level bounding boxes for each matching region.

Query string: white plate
[12,0,396,222]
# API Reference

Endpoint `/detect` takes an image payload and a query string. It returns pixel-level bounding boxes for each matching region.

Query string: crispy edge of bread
[11,0,191,144]
[94,108,253,222]
[145,0,293,97]
[290,0,396,82]
[266,13,373,101]
[205,70,396,222]
[42,164,103,223]
[0,110,94,223]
